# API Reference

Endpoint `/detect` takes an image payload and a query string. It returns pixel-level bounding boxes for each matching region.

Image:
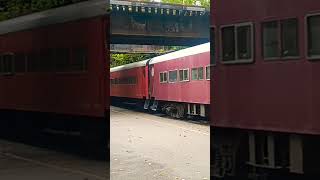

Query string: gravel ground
[110,106,210,180]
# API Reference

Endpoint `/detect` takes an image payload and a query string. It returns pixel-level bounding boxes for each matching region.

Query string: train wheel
[162,103,185,119]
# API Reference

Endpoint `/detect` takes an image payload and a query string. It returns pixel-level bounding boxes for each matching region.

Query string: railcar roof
[0,0,109,35]
[110,59,149,72]
[149,42,210,65]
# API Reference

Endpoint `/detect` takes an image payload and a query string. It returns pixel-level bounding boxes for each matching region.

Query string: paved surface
[110,106,210,180]
[0,139,108,180]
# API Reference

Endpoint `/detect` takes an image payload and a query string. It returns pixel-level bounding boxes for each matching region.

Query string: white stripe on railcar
[149,42,210,65]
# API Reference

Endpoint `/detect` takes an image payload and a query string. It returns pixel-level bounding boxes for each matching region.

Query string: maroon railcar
[110,60,149,102]
[110,43,210,118]
[0,0,109,156]
[149,43,210,118]
[211,0,320,178]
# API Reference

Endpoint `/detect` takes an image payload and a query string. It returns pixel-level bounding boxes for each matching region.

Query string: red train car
[0,0,109,156]
[211,0,320,178]
[149,43,210,118]
[110,43,210,119]
[110,60,149,101]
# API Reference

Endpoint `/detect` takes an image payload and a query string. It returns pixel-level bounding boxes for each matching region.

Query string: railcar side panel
[212,0,320,135]
[151,51,210,104]
[110,66,148,99]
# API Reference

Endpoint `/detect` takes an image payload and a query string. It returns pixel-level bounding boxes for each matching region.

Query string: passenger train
[110,42,210,119]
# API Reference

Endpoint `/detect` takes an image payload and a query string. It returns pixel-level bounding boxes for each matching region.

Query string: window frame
[261,20,280,60]
[128,76,137,85]
[280,18,300,59]
[191,67,205,81]
[179,68,189,82]
[168,69,178,83]
[1,53,15,75]
[262,18,300,61]
[159,71,168,83]
[191,67,199,80]
[220,22,254,64]
[198,67,204,80]
[306,13,320,60]
[205,65,211,80]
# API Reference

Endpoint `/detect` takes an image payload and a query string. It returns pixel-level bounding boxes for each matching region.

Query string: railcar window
[72,48,87,71]
[160,72,164,82]
[179,70,183,81]
[192,67,204,80]
[262,21,279,58]
[221,23,253,63]
[160,72,167,83]
[3,54,14,74]
[221,26,235,61]
[191,68,198,80]
[263,19,299,60]
[128,77,137,84]
[164,72,167,82]
[206,66,210,80]
[55,48,70,72]
[183,69,189,81]
[307,15,320,58]
[14,53,26,73]
[237,25,252,59]
[168,70,178,83]
[198,67,204,80]
[179,69,189,81]
[281,19,299,57]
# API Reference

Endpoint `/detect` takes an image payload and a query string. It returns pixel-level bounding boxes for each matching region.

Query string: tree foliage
[110,46,185,67]
[161,0,209,8]
[0,0,87,21]
[111,54,157,68]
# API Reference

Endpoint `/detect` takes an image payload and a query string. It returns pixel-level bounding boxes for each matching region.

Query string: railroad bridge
[110,0,210,46]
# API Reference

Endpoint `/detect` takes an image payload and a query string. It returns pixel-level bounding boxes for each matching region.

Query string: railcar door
[148,64,155,99]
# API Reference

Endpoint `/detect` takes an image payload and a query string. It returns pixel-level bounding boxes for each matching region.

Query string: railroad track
[111,102,210,126]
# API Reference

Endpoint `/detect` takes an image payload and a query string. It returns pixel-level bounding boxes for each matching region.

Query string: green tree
[111,53,157,68]
[110,46,186,67]
[161,0,209,8]
[0,0,87,21]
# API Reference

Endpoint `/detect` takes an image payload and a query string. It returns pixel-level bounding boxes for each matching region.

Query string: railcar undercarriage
[112,97,209,120]
[153,100,208,119]
[0,109,108,160]
[212,128,320,180]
